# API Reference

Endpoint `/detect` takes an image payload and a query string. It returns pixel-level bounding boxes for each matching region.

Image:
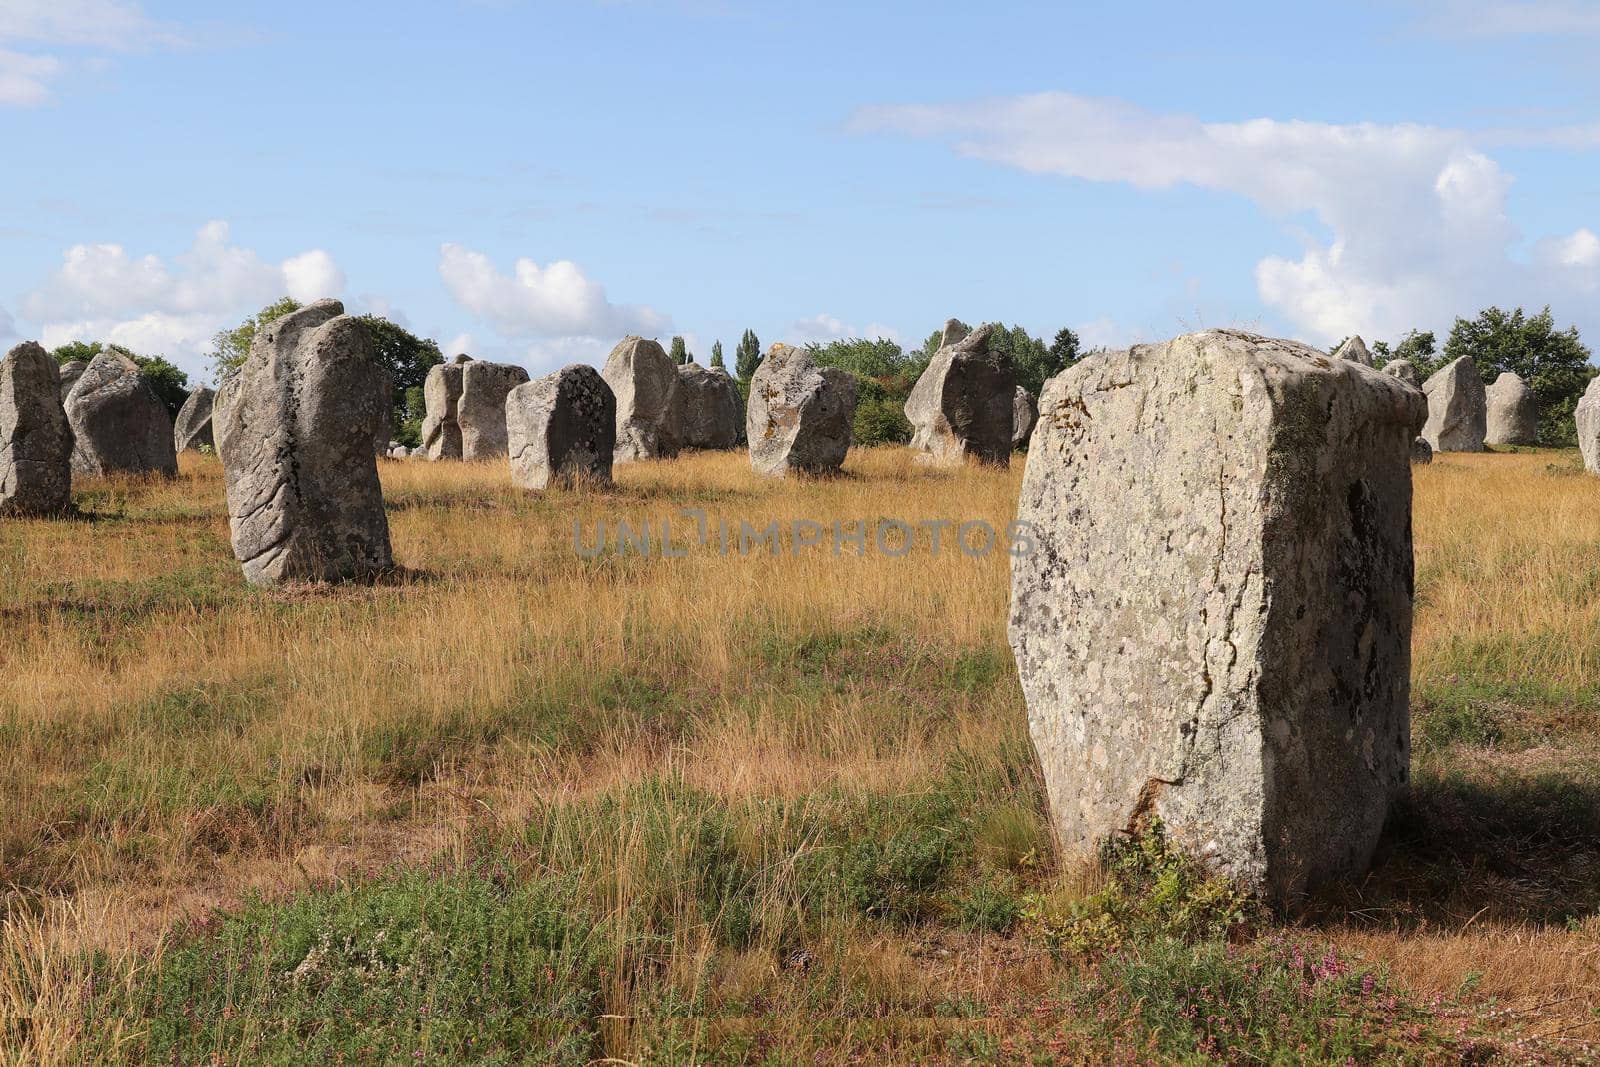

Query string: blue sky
[1,0,1597,381]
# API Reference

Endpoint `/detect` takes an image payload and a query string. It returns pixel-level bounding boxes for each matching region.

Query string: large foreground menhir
[1010,330,1427,906]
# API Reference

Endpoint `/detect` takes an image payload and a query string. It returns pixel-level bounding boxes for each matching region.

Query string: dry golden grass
[3,445,1600,1063]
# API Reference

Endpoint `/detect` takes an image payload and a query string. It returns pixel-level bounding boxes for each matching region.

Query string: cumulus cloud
[0,0,183,106]
[787,313,902,345]
[852,92,1600,346]
[20,221,345,374]
[439,243,668,347]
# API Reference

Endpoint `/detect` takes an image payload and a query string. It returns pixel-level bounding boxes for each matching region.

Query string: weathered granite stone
[1381,360,1418,387]
[1009,329,1425,906]
[214,299,393,585]
[1,342,73,514]
[602,336,679,462]
[57,360,87,399]
[64,347,177,478]
[905,322,1015,465]
[746,343,857,477]
[1012,386,1038,450]
[1333,336,1373,366]
[1420,356,1487,452]
[458,360,530,461]
[1411,438,1433,464]
[173,386,215,453]
[940,318,970,347]
[421,355,471,460]
[1577,376,1600,474]
[670,363,741,450]
[507,365,616,490]
[1485,371,1538,446]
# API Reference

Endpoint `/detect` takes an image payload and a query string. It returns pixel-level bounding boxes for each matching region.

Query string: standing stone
[58,360,87,400]
[1576,376,1600,474]
[174,386,215,453]
[214,300,393,585]
[941,318,971,347]
[458,360,530,461]
[64,348,178,478]
[421,355,472,461]
[905,322,1015,466]
[1485,371,1538,446]
[1012,386,1038,450]
[1382,360,1418,387]
[1412,438,1433,465]
[746,343,858,477]
[0,342,73,514]
[602,336,679,462]
[1420,355,1487,452]
[1010,330,1425,906]
[507,365,616,490]
[1333,336,1373,366]
[670,363,741,450]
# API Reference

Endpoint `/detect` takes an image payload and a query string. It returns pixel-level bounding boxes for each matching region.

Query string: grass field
[3,447,1599,1064]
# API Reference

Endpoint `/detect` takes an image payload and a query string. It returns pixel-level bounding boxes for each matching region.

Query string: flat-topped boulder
[507,364,616,490]
[1012,386,1038,449]
[64,347,178,478]
[746,343,857,477]
[459,360,530,460]
[215,299,393,585]
[1420,355,1487,452]
[905,322,1015,466]
[421,355,472,460]
[671,363,741,450]
[1,342,73,514]
[602,336,679,462]
[1010,330,1425,906]
[1485,371,1538,446]
[174,386,215,453]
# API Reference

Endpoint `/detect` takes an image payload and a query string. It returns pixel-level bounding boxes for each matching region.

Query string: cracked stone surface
[64,347,177,478]
[905,322,1015,466]
[1485,371,1538,446]
[1420,355,1486,452]
[174,386,215,453]
[459,360,530,461]
[670,363,741,450]
[507,364,615,490]
[602,336,679,462]
[1009,330,1424,906]
[1012,385,1037,450]
[421,356,471,461]
[746,343,857,477]
[1,341,73,515]
[214,300,393,585]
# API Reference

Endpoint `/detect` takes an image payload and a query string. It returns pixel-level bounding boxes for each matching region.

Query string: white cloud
[787,313,902,345]
[1411,0,1600,36]
[853,92,1600,346]
[20,221,346,375]
[0,0,182,106]
[438,243,668,343]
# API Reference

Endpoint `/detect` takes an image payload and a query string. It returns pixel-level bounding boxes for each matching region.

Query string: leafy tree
[709,340,724,370]
[1046,328,1081,381]
[396,386,427,449]
[356,314,443,414]
[669,335,692,365]
[1444,306,1594,446]
[734,329,761,380]
[1371,330,1441,378]
[49,340,190,417]
[209,296,302,381]
[807,336,926,446]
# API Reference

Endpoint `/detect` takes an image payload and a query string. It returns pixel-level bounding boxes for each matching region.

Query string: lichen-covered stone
[64,347,177,478]
[1420,355,1486,452]
[57,360,87,399]
[421,355,471,460]
[174,386,215,453]
[1485,371,1538,446]
[1009,329,1425,906]
[746,344,857,477]
[1,341,73,514]
[905,323,1015,466]
[507,365,615,490]
[459,360,530,460]
[214,300,393,585]
[1577,376,1600,474]
[670,363,741,450]
[1012,386,1038,450]
[602,336,679,462]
